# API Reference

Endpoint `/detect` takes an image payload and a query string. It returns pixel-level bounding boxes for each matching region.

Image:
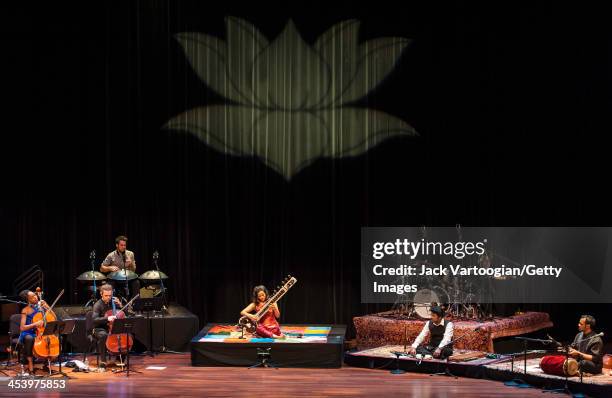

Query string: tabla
[540,355,579,376]
[107,270,139,281]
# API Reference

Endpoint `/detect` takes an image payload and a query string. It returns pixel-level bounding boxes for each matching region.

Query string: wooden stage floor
[0,353,563,397]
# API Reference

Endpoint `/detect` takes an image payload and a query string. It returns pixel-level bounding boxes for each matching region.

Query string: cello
[32,288,64,360]
[105,293,140,354]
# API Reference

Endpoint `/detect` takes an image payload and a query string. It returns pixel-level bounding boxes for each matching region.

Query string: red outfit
[255,303,281,338]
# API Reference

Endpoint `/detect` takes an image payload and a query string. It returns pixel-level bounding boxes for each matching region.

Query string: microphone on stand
[547,334,562,347]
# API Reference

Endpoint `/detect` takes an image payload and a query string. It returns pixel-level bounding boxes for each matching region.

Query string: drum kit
[76,267,169,306]
[388,260,489,320]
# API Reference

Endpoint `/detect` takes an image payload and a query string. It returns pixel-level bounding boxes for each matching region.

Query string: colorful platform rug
[198,324,332,343]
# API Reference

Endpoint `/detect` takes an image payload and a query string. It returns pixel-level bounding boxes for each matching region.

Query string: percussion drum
[603,354,612,370]
[412,289,440,319]
[108,270,139,281]
[139,270,169,281]
[76,271,106,281]
[540,355,579,377]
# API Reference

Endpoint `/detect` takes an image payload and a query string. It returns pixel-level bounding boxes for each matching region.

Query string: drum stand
[83,251,100,308]
[248,347,278,369]
[123,269,131,300]
[151,255,180,354]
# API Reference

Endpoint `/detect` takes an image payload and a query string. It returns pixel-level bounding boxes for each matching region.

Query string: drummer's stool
[83,311,100,366]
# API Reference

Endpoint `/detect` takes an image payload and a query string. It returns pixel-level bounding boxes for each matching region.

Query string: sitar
[238,275,297,333]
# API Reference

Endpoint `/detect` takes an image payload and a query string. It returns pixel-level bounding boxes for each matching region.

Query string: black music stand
[58,319,76,377]
[133,297,163,313]
[109,317,140,377]
[41,321,71,378]
[133,298,163,356]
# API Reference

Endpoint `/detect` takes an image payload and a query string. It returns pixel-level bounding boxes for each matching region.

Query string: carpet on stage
[353,311,553,352]
[191,323,345,368]
[345,345,612,398]
[485,355,612,386]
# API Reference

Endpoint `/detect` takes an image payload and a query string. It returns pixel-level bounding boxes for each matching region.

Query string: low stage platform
[345,345,612,398]
[353,311,553,352]
[191,324,346,368]
[54,304,199,353]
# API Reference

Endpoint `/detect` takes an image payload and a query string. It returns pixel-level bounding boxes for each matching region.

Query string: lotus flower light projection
[166,17,418,179]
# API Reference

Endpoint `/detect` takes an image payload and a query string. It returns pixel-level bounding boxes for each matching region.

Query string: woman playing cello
[18,290,49,373]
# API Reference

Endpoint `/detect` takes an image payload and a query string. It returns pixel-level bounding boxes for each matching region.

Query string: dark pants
[94,328,109,362]
[579,360,602,374]
[20,334,34,363]
[416,344,453,360]
[109,279,140,301]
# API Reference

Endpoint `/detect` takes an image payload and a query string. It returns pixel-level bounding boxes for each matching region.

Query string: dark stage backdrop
[1,1,610,341]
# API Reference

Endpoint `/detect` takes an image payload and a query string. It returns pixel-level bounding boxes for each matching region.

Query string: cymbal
[76,271,107,281]
[139,270,169,281]
[108,270,139,281]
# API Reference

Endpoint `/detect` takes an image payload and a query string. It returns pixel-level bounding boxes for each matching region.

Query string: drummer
[568,315,603,374]
[100,235,140,300]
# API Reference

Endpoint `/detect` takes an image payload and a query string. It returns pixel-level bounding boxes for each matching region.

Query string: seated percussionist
[240,285,284,338]
[407,305,454,359]
[92,284,123,367]
[568,314,603,374]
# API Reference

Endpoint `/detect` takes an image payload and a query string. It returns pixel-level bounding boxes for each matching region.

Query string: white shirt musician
[408,306,454,359]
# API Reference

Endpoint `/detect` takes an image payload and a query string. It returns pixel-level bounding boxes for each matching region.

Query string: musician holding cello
[92,284,123,367]
[18,290,48,373]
